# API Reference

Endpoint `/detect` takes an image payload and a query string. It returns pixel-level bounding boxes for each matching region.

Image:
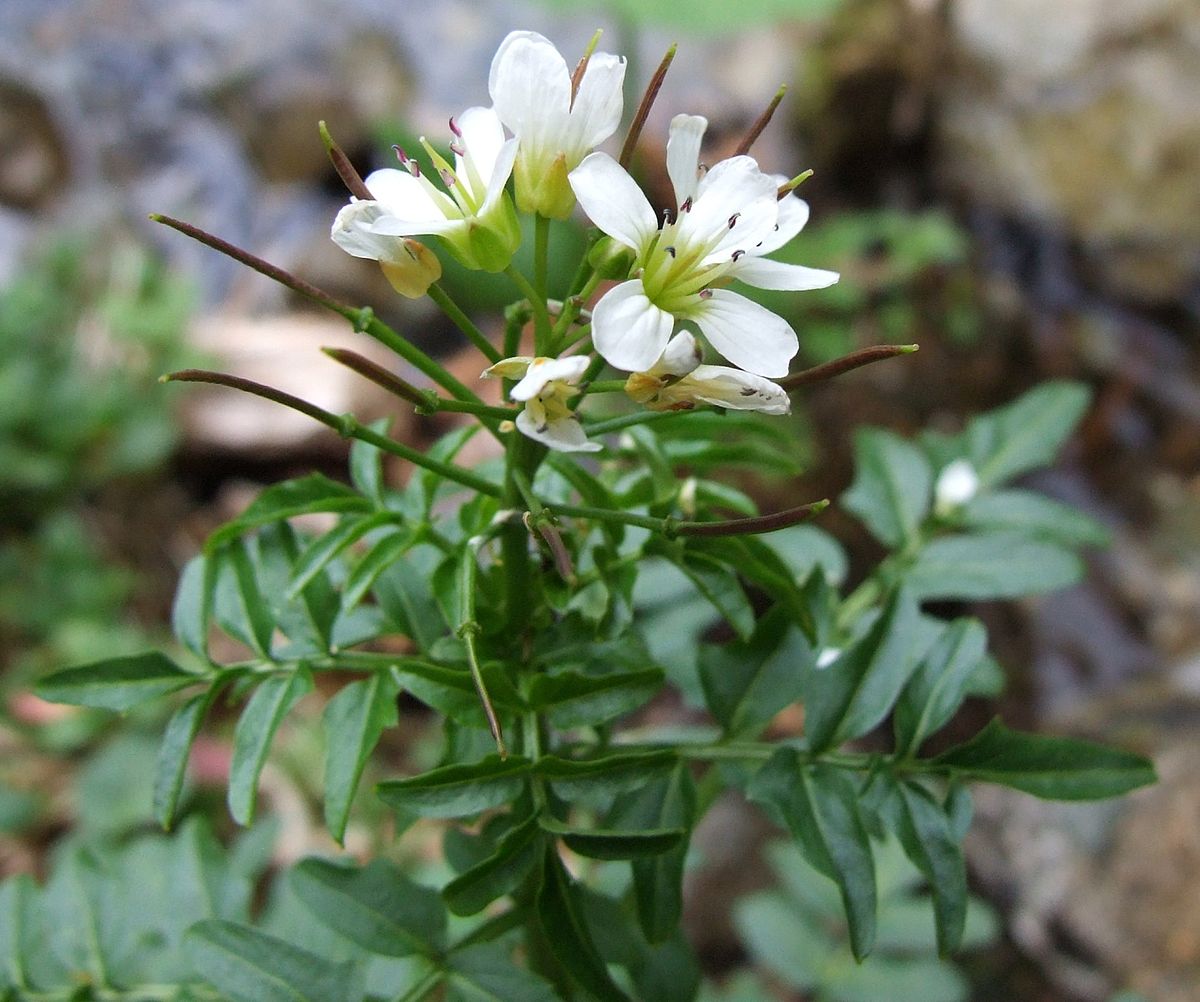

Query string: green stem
[506,265,552,356]
[150,214,481,405]
[163,370,502,497]
[428,282,501,362]
[534,214,550,302]
[582,409,686,436]
[541,499,829,539]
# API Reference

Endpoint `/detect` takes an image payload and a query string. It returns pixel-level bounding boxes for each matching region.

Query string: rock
[0,78,69,210]
[180,312,417,456]
[940,0,1200,303]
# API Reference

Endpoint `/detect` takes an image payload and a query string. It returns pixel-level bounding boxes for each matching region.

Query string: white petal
[690,289,797,378]
[666,114,707,209]
[757,190,810,255]
[649,331,702,378]
[564,51,626,156]
[677,156,777,264]
[509,354,590,401]
[684,365,791,415]
[364,169,447,223]
[488,30,571,153]
[516,407,601,452]
[592,279,675,373]
[728,257,839,291]
[331,201,405,262]
[455,105,507,189]
[568,153,658,252]
[481,137,519,214]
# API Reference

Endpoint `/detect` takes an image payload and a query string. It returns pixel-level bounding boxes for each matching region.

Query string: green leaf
[443,814,544,916]
[185,919,362,1002]
[804,591,923,753]
[290,858,444,957]
[348,420,388,504]
[904,534,1083,600]
[536,848,631,1002]
[893,619,988,757]
[960,381,1091,487]
[608,764,696,943]
[535,750,677,800]
[890,781,967,956]
[539,818,685,860]
[390,660,519,728]
[933,718,1156,799]
[36,651,199,711]
[665,549,755,641]
[961,489,1110,547]
[842,428,933,548]
[341,529,416,612]
[207,474,372,549]
[747,752,877,960]
[446,942,561,1002]
[733,893,826,990]
[322,673,399,844]
[377,756,531,819]
[225,538,277,658]
[527,668,663,729]
[154,683,225,830]
[0,875,35,992]
[287,513,389,600]
[699,606,814,737]
[228,668,314,826]
[173,552,216,658]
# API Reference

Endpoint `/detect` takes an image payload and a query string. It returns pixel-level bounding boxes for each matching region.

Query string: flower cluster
[331,30,838,452]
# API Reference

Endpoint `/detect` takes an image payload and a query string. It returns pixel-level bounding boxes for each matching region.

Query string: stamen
[680,196,693,213]
[727,212,741,229]
[731,249,745,261]
[448,116,462,138]
[662,208,674,225]
[449,141,465,157]
[698,289,713,299]
[440,170,456,187]
[664,246,676,258]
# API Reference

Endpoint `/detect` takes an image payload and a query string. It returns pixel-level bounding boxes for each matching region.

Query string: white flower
[934,459,981,513]
[331,107,520,273]
[568,114,839,377]
[331,206,443,298]
[482,355,601,453]
[624,332,790,415]
[489,30,626,220]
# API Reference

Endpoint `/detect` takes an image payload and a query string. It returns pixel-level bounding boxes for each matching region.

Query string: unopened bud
[379,239,442,298]
[934,459,980,514]
[587,235,637,279]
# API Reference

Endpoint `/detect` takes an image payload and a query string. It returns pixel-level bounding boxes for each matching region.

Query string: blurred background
[1,0,1197,1000]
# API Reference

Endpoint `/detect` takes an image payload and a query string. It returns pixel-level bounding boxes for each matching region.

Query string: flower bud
[378,239,442,298]
[934,459,980,514]
[587,235,637,279]
[515,151,576,220]
[443,197,522,273]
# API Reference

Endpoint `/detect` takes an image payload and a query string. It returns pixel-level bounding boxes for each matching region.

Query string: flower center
[636,207,744,312]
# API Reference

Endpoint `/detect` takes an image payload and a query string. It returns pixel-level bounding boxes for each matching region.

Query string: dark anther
[392,144,408,163]
[662,207,674,225]
[680,196,693,213]
[698,288,713,299]
[731,249,745,261]
[728,212,740,229]
[449,116,463,137]
[664,246,676,258]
